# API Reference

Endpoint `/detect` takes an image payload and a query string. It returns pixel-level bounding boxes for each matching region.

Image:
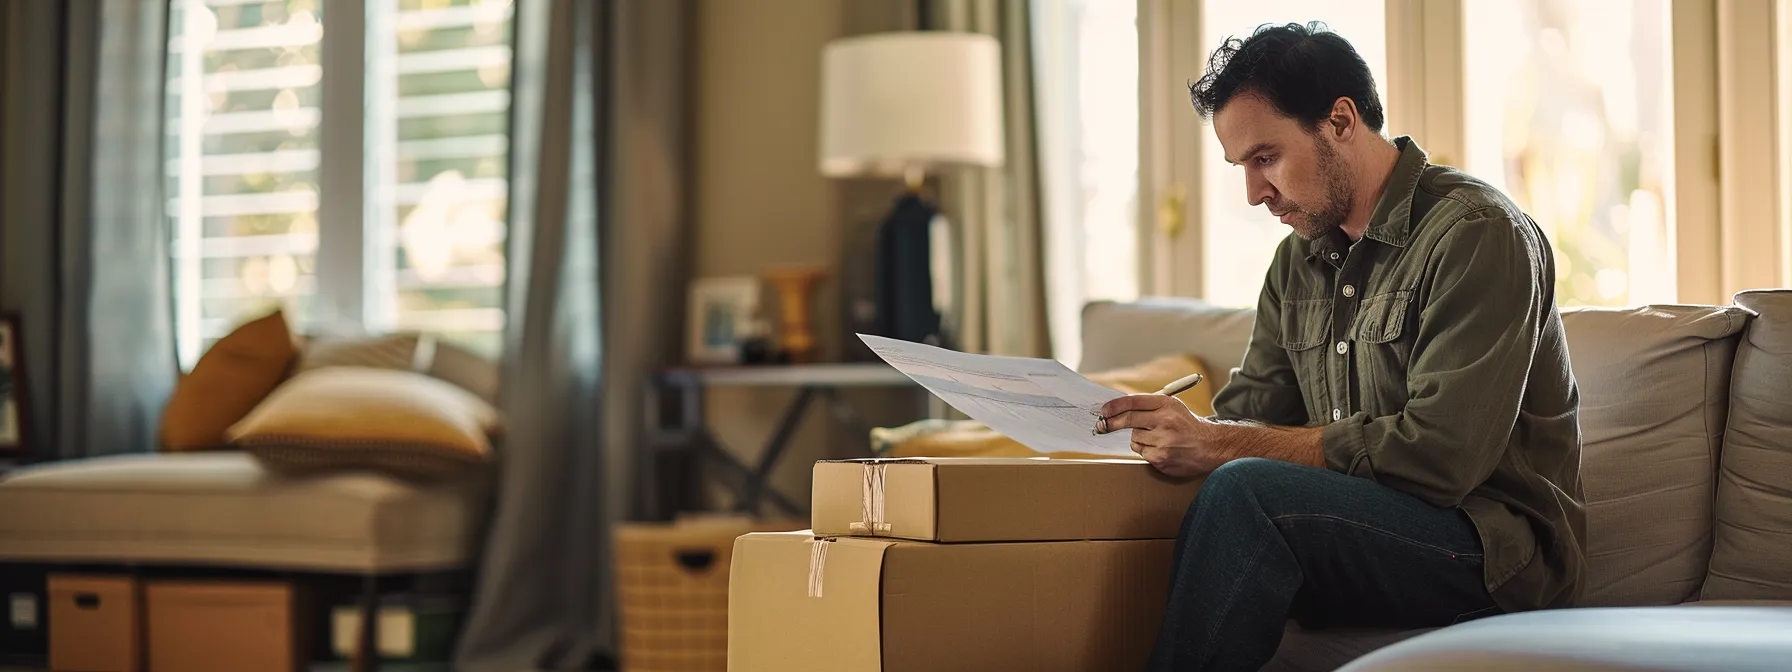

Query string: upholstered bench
[0,451,491,669]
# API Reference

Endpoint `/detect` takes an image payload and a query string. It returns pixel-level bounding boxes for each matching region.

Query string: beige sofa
[1076,290,1792,671]
[0,451,490,666]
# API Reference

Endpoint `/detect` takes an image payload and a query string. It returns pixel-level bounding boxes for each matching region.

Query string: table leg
[691,428,803,515]
[353,573,380,672]
[735,386,816,515]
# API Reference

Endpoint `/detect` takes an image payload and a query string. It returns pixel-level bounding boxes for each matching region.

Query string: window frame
[166,0,516,369]
[1138,0,1737,306]
[315,0,370,333]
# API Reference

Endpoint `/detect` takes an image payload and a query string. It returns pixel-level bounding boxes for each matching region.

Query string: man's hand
[1094,394,1234,477]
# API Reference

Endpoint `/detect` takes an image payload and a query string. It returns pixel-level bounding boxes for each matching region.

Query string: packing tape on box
[807,538,830,598]
[848,463,892,535]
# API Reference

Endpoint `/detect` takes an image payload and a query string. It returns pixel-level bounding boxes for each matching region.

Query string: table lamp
[820,31,1005,350]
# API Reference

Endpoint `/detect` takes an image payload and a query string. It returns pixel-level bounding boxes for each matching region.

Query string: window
[1033,0,1142,367]
[166,0,514,368]
[1198,3,1388,309]
[1462,0,1675,307]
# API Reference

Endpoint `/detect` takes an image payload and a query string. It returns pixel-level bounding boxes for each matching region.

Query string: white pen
[1153,372,1205,397]
[1093,372,1204,434]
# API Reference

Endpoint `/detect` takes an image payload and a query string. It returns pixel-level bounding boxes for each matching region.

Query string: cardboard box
[48,574,141,672]
[145,580,309,672]
[728,530,1173,671]
[811,457,1204,542]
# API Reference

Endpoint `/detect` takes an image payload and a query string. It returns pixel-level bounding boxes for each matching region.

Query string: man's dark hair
[1189,22,1385,133]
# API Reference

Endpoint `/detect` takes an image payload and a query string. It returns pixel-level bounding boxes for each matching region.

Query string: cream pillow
[227,367,499,479]
[297,331,500,405]
[296,332,430,373]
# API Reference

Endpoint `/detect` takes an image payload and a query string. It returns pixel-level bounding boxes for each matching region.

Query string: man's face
[1212,93,1353,240]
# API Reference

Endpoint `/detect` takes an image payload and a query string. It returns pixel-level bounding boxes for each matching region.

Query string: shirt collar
[1306,135,1429,264]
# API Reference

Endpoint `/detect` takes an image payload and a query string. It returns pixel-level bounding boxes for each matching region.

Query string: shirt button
[1332,408,1342,421]
[1341,284,1356,298]
[1336,341,1349,355]
[1329,252,1340,261]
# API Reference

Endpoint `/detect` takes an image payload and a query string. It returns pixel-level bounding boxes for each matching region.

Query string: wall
[691,0,921,515]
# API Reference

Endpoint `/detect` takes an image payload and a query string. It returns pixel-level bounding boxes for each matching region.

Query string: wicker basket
[614,515,799,672]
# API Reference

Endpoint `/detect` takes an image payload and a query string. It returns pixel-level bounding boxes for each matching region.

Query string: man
[1094,22,1585,671]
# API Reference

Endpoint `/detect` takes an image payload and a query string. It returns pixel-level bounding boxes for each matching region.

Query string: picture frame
[686,276,763,366]
[0,312,28,456]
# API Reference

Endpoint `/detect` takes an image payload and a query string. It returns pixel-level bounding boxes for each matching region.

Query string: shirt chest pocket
[1277,298,1332,422]
[1351,290,1416,401]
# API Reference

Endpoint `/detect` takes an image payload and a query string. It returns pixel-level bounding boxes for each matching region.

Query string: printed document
[858,334,1139,457]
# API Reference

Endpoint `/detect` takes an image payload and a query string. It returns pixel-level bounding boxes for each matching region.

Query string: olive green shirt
[1210,136,1587,612]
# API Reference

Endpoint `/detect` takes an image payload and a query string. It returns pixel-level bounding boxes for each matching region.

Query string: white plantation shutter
[165,0,514,369]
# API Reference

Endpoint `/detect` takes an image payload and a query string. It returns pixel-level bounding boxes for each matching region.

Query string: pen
[1091,372,1205,435]
[1153,372,1204,397]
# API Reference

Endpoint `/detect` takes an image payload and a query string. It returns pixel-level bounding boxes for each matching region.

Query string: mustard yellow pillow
[226,367,499,479]
[886,354,1214,460]
[160,309,298,451]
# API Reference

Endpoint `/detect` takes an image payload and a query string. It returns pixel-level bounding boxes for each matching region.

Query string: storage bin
[145,579,309,672]
[48,574,141,672]
[614,515,798,671]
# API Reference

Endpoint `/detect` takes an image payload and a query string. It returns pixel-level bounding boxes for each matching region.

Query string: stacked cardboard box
[728,457,1205,671]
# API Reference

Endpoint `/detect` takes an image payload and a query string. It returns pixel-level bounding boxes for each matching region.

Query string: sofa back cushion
[1078,299,1256,391]
[1078,298,1756,606]
[1559,305,1750,606]
[1704,290,1792,601]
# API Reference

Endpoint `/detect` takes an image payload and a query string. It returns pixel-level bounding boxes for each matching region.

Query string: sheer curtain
[0,0,176,462]
[454,0,693,668]
[1029,0,1143,368]
[926,0,1054,358]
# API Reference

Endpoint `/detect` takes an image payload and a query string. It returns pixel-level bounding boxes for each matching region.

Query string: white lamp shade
[819,32,1006,178]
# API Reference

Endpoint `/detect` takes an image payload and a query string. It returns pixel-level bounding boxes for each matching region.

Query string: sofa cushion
[159,308,298,451]
[1337,605,1792,671]
[1705,290,1792,601]
[1558,305,1750,606]
[1079,298,1256,392]
[298,331,500,404]
[297,331,431,373]
[0,452,488,572]
[227,367,499,480]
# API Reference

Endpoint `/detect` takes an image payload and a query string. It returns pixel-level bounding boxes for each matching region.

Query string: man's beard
[1285,138,1354,240]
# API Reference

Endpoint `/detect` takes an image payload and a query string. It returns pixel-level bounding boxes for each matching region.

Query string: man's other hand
[1095,394,1229,478]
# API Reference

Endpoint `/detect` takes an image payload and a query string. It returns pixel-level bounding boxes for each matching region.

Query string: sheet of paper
[858,334,1139,457]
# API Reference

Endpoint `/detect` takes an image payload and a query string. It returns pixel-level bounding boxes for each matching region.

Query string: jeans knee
[1192,458,1303,513]
[1206,457,1286,491]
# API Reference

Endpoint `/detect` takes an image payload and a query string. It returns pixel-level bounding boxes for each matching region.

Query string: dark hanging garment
[874,192,946,347]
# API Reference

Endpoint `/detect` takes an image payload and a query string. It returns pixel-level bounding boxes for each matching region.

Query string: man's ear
[1327,97,1358,141]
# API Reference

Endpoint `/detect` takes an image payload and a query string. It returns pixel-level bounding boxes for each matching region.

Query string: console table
[640,363,939,520]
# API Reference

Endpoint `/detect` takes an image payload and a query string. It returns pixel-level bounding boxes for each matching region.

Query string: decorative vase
[762,266,828,364]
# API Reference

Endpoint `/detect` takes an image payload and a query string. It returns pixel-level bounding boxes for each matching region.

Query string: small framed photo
[687,276,762,366]
[0,313,27,455]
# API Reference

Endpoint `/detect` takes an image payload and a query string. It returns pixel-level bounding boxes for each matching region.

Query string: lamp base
[874,191,951,349]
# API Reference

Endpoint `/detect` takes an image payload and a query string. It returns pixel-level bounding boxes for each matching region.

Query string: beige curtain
[454,0,693,668]
[0,0,176,462]
[927,0,1052,358]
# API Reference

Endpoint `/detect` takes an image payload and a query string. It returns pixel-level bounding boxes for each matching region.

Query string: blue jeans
[1147,458,1500,671]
